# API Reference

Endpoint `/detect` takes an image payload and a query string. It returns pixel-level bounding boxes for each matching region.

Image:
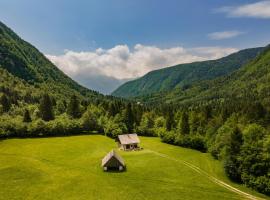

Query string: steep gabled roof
[102,150,125,167]
[118,134,140,145]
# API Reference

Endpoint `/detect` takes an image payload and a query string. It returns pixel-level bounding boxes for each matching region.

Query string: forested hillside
[0,21,134,138]
[0,21,102,99]
[134,45,270,105]
[135,46,270,195]
[112,47,263,97]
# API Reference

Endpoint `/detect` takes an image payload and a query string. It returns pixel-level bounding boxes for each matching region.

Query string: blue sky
[0,0,270,93]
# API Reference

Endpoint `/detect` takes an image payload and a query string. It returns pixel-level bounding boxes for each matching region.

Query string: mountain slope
[134,45,270,105]
[0,21,101,99]
[112,47,263,98]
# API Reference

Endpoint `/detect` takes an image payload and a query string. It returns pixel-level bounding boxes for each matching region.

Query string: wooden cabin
[117,134,140,151]
[101,150,125,171]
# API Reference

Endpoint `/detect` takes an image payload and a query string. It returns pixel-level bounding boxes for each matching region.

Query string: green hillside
[112,47,263,98]
[0,135,268,200]
[0,21,101,100]
[134,45,270,105]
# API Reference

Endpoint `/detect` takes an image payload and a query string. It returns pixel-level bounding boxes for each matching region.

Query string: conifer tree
[67,95,81,118]
[108,102,117,116]
[166,110,174,131]
[124,103,134,132]
[23,109,32,122]
[39,93,54,121]
[0,94,11,112]
[180,111,190,135]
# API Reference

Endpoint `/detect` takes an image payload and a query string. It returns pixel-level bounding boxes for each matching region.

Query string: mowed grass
[0,135,269,200]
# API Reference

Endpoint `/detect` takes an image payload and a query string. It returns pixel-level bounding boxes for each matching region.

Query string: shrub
[174,134,206,152]
[161,131,175,144]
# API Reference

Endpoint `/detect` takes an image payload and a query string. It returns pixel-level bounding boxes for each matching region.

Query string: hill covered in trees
[112,47,263,98]
[0,21,102,100]
[134,45,270,105]
[0,21,133,137]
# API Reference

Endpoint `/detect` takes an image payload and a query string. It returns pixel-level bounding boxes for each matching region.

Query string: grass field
[0,135,269,200]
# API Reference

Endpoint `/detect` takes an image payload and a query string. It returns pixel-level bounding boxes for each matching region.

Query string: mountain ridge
[133,44,270,105]
[112,47,264,98]
[0,21,102,99]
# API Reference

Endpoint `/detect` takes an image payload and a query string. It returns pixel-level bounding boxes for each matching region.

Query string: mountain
[112,47,264,98]
[134,45,270,105]
[0,21,102,100]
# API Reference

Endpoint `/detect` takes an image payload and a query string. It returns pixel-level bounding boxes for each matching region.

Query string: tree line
[0,92,270,195]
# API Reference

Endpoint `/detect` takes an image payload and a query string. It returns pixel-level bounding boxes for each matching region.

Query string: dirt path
[147,149,266,200]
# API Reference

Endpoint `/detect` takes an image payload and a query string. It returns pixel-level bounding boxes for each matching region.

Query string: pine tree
[180,111,190,135]
[67,95,81,118]
[0,94,11,112]
[23,109,32,122]
[166,110,174,131]
[124,103,134,132]
[39,93,54,121]
[108,102,117,116]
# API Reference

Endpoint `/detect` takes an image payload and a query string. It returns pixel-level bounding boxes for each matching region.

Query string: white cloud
[208,31,245,40]
[46,44,238,93]
[217,1,270,19]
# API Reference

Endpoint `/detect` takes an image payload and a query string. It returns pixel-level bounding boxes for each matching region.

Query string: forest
[1,73,269,195]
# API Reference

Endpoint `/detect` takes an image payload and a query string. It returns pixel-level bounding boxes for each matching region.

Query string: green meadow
[0,135,268,200]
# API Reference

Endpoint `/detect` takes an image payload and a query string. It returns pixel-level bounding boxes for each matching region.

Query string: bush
[224,155,242,182]
[190,135,207,152]
[174,134,206,152]
[0,115,27,137]
[0,114,86,138]
[104,119,127,138]
[161,131,175,144]
[242,174,270,195]
[154,127,167,137]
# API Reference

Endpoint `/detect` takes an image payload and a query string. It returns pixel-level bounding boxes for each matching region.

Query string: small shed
[117,134,140,151]
[101,150,125,171]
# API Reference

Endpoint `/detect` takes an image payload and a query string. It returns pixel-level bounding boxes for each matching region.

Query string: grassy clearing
[0,135,268,200]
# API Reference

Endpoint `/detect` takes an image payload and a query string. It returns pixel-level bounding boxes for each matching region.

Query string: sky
[0,0,270,94]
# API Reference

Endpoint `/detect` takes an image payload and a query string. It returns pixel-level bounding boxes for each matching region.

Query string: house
[117,134,140,151]
[101,150,125,171]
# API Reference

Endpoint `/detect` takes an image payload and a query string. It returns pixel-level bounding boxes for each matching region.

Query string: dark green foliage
[23,109,32,123]
[161,131,175,143]
[81,104,107,133]
[179,112,190,135]
[67,95,81,118]
[165,109,175,131]
[0,94,11,112]
[162,133,206,152]
[238,124,270,194]
[124,103,134,132]
[223,126,243,182]
[137,112,156,136]
[39,94,54,121]
[108,102,118,116]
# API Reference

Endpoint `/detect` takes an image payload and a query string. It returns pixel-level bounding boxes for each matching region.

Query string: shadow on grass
[0,131,104,140]
[102,167,127,173]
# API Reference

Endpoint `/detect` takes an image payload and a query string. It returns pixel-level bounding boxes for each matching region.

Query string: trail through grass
[147,149,264,200]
